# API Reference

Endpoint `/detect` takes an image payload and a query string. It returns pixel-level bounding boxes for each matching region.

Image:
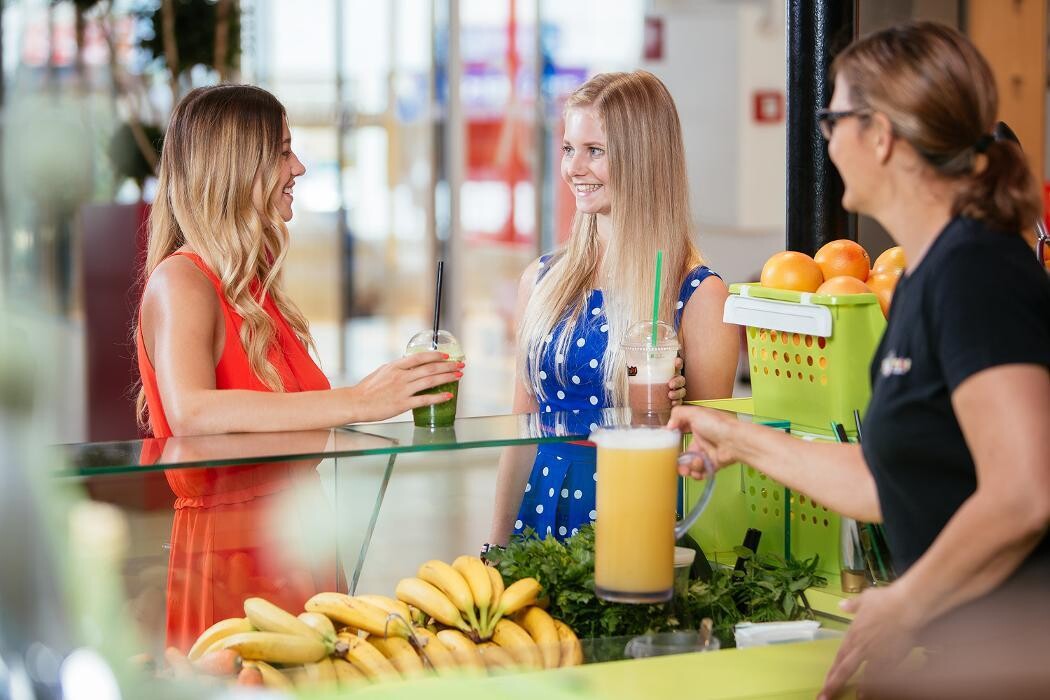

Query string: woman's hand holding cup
[667,357,686,406]
[346,352,464,423]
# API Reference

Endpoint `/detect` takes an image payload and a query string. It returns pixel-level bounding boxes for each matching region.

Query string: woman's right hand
[666,405,738,479]
[345,352,464,423]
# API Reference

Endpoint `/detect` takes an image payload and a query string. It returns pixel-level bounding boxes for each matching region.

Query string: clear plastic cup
[673,546,696,596]
[405,329,464,428]
[624,630,721,658]
[622,321,679,416]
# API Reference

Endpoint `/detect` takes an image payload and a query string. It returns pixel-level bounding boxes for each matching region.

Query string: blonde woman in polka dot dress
[488,71,739,544]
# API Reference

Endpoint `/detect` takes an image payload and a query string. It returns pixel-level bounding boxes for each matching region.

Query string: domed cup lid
[406,329,464,359]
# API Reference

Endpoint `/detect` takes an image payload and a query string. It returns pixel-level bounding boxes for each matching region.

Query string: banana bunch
[395,556,543,640]
[173,557,584,691]
[389,556,582,670]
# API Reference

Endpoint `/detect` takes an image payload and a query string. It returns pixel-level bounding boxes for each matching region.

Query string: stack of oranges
[759,240,906,317]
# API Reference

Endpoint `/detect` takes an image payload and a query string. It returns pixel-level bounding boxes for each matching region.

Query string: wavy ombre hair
[135,85,316,425]
[518,71,703,406]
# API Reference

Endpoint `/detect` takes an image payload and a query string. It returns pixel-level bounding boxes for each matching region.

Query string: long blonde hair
[135,85,316,426]
[518,71,703,406]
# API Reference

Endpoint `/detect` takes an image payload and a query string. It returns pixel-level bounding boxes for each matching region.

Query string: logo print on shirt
[880,351,912,377]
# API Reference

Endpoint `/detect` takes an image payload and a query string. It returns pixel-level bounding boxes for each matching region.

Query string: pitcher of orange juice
[591,427,715,603]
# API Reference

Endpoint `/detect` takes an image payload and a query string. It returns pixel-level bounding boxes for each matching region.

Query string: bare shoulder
[516,256,546,298]
[683,272,729,316]
[520,256,545,285]
[141,255,219,325]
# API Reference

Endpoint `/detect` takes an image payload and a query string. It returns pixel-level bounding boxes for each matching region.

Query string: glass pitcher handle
[674,452,717,540]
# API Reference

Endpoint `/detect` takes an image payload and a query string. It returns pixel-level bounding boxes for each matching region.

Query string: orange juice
[592,428,681,603]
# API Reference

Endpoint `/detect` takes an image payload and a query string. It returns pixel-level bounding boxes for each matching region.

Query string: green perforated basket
[680,402,843,577]
[725,283,886,437]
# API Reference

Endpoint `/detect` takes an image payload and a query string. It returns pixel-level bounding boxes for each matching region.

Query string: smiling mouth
[575,184,602,193]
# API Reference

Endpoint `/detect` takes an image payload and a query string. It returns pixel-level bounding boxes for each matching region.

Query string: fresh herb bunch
[487,526,826,647]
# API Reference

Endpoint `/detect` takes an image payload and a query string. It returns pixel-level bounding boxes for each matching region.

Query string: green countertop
[308,638,849,700]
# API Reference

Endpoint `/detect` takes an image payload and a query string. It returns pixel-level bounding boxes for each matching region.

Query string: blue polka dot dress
[512,256,720,540]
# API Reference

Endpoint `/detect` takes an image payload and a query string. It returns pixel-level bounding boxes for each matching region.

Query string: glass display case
[50,406,844,697]
[59,410,629,659]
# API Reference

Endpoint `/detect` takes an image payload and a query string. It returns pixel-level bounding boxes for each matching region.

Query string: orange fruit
[760,251,824,293]
[872,246,907,276]
[866,270,900,317]
[814,239,871,281]
[816,275,872,296]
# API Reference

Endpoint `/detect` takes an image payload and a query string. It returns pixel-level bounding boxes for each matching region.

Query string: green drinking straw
[651,250,663,347]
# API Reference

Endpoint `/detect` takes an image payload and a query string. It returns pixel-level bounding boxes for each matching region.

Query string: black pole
[786,0,857,254]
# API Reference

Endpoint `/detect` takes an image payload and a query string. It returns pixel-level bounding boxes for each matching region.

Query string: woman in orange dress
[134,85,460,650]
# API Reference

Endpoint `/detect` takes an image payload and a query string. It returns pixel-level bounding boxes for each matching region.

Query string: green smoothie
[412,379,460,428]
[405,329,464,428]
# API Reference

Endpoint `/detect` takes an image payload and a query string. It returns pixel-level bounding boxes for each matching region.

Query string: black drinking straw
[432,260,444,350]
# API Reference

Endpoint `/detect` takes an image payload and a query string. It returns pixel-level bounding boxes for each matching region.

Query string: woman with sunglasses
[671,22,1049,698]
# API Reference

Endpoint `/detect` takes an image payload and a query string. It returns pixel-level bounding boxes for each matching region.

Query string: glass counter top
[58,402,786,477]
[57,408,661,476]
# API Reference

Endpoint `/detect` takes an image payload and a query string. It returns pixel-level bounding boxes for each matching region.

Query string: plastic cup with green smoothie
[405,329,464,428]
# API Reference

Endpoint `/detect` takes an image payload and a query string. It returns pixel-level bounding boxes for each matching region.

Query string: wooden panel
[967,0,1047,181]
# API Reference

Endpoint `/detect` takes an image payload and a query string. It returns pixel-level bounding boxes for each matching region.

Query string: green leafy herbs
[487,527,826,648]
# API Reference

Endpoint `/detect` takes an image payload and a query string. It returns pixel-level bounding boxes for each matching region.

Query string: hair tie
[974,133,994,154]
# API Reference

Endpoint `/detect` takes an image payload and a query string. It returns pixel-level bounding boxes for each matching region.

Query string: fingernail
[441,353,450,359]
[445,392,454,399]
[454,371,463,378]
[457,361,465,368]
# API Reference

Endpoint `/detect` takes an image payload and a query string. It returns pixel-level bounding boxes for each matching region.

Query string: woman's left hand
[668,357,686,405]
[819,585,921,699]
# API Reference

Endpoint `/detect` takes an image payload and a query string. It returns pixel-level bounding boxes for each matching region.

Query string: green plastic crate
[725,283,886,437]
[681,405,843,578]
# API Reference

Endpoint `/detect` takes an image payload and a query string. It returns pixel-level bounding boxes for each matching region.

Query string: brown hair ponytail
[832,21,1042,234]
[955,137,1041,234]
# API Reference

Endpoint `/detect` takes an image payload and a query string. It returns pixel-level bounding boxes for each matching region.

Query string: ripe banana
[368,635,425,677]
[339,633,400,680]
[217,631,327,665]
[410,626,458,675]
[356,594,413,626]
[553,620,583,667]
[297,611,338,646]
[491,619,542,669]
[332,658,367,688]
[485,577,541,636]
[517,606,561,669]
[301,657,337,687]
[419,559,480,630]
[477,642,517,671]
[244,660,294,690]
[436,629,486,672]
[244,597,326,648]
[306,592,408,638]
[189,616,254,661]
[452,556,493,631]
[395,577,471,632]
[487,565,505,614]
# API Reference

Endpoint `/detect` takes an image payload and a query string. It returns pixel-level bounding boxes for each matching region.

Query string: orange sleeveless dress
[136,251,338,652]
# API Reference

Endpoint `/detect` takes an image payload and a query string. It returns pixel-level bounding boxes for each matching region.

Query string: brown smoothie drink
[622,321,679,419]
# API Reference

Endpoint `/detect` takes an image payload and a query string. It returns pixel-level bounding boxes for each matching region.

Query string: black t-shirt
[862,216,1050,580]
